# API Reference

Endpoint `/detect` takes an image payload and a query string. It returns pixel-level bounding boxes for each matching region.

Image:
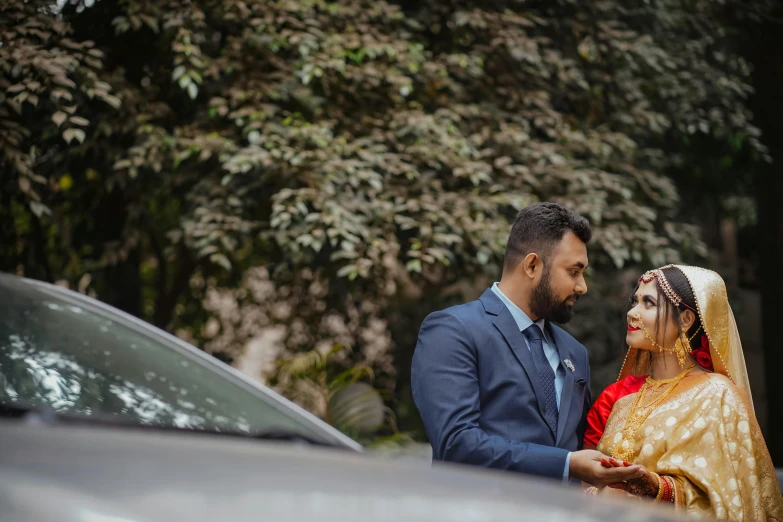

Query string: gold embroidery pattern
[598,374,783,521]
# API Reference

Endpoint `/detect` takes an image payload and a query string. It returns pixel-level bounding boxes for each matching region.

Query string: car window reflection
[0,280,320,441]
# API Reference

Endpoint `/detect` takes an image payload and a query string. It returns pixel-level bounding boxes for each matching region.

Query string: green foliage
[273,343,406,444]
[0,0,759,440]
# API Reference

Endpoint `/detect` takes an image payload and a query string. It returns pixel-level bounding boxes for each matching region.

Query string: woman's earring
[673,334,688,368]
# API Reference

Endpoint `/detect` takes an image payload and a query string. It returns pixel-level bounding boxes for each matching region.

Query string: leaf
[69,116,90,126]
[247,130,261,144]
[187,82,198,100]
[209,253,231,270]
[139,14,160,33]
[104,95,122,109]
[329,366,375,392]
[18,177,31,194]
[337,264,357,277]
[63,128,86,144]
[52,111,67,127]
[51,89,73,102]
[59,174,73,191]
[405,259,422,273]
[52,76,76,89]
[29,201,52,217]
[172,65,187,81]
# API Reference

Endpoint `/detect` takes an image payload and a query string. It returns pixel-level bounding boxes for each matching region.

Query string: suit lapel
[549,325,576,446]
[490,307,553,437]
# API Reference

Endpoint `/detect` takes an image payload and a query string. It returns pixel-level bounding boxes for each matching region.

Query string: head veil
[618,265,754,412]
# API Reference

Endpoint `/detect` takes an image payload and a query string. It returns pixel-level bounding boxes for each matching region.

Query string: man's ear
[521,253,539,280]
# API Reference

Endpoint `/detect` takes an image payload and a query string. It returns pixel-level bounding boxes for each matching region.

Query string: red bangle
[660,476,675,503]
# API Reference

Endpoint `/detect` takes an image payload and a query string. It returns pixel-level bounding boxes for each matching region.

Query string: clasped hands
[569,449,659,497]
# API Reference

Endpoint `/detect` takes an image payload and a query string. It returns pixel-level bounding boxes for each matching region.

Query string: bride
[583,265,783,520]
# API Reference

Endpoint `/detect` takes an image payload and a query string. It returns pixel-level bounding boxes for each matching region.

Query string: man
[411,202,642,487]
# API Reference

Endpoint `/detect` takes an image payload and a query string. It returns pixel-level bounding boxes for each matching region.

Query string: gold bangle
[652,472,664,500]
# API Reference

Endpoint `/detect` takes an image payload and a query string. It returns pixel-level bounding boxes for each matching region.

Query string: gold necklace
[611,364,695,462]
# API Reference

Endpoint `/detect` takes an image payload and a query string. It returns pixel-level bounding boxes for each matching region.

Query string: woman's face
[626,280,680,351]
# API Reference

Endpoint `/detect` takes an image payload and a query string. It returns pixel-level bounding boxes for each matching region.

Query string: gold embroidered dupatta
[597,374,782,520]
[600,265,783,520]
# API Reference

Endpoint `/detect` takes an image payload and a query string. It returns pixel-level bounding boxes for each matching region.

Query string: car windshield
[0,276,338,444]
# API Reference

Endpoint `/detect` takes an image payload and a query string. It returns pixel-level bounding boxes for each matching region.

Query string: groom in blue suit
[412,203,642,486]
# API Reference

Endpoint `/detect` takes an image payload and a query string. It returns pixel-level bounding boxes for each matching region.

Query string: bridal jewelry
[673,327,700,368]
[673,335,688,368]
[639,266,697,312]
[611,364,696,462]
[632,316,700,368]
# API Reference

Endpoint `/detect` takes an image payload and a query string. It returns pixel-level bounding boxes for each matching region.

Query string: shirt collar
[491,282,547,334]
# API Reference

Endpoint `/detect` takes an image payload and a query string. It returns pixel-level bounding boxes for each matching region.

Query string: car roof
[0,421,689,522]
[0,272,363,452]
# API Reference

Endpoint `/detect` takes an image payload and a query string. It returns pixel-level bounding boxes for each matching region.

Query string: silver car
[0,273,696,521]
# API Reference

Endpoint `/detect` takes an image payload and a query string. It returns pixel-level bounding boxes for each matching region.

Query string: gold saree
[597,372,783,521]
[595,265,783,520]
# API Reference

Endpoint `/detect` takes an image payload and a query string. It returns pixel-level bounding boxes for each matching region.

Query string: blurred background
[1,0,781,463]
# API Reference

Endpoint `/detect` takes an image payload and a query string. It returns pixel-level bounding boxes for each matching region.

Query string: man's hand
[569,450,644,487]
[602,457,659,498]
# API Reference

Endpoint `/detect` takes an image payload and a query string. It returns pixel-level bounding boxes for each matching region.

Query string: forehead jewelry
[639,266,696,312]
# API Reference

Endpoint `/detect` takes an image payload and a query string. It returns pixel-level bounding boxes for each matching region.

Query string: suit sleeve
[579,345,593,450]
[411,310,569,479]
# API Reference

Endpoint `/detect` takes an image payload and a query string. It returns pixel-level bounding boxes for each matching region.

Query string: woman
[584,264,783,520]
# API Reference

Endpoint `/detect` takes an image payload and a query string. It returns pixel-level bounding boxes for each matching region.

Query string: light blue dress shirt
[491,282,571,481]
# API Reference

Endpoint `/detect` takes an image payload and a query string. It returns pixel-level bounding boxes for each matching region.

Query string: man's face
[529,232,588,323]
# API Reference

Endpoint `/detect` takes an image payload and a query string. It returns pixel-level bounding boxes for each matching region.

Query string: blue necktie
[523,324,558,434]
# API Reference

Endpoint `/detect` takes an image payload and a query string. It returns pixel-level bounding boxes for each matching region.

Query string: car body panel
[0,421,690,522]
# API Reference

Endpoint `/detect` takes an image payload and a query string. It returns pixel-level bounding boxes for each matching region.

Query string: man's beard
[530,265,579,324]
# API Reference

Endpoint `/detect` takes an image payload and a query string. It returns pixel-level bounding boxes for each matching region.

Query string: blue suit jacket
[411,288,592,480]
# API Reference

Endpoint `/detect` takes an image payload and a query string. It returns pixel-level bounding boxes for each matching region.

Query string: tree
[0,0,760,440]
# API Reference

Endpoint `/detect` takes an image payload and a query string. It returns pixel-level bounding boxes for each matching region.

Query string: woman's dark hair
[630,266,704,371]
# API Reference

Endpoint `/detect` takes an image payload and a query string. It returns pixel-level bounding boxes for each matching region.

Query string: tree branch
[145,221,168,324]
[152,243,196,331]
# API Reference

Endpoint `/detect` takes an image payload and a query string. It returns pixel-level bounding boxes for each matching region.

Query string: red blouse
[583,375,646,448]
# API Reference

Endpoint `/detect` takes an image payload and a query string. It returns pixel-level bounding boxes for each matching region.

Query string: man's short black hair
[503,202,591,272]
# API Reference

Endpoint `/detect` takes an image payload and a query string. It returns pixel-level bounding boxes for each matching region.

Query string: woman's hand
[600,457,659,498]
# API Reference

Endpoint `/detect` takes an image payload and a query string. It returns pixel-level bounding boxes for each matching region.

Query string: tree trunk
[103,248,142,318]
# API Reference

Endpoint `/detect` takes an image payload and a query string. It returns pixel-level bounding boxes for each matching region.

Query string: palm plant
[272,344,413,451]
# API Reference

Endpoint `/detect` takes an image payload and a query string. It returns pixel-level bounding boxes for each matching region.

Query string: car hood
[0,422,690,522]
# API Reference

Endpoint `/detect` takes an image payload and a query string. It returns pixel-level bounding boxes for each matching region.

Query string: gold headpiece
[639,265,696,312]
